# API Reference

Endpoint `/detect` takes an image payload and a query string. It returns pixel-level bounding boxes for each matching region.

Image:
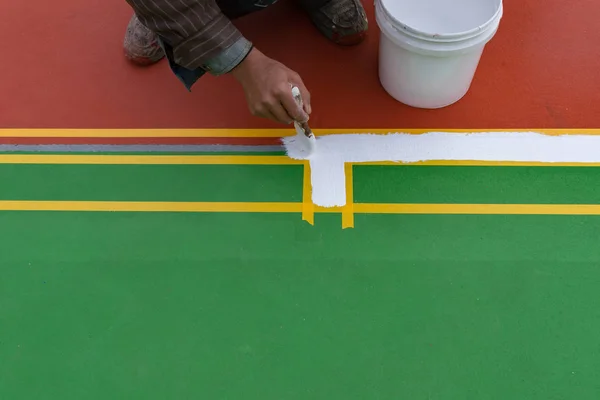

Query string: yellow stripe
[342,164,355,229]
[0,129,293,138]
[314,205,344,213]
[3,201,600,216]
[2,154,600,167]
[2,128,600,138]
[360,160,600,167]
[302,162,315,225]
[0,154,302,165]
[0,201,303,213]
[354,203,600,215]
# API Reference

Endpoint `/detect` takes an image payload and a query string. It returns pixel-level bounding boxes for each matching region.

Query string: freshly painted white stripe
[283,131,600,207]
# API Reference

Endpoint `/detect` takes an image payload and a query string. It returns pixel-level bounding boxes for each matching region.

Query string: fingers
[252,84,309,125]
[241,60,311,125]
[279,91,307,123]
[270,101,295,125]
[263,109,282,124]
[249,97,293,125]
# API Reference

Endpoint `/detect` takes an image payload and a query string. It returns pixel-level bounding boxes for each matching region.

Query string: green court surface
[2,161,600,399]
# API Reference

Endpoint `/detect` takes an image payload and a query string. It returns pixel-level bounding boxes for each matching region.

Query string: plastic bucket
[375,0,503,108]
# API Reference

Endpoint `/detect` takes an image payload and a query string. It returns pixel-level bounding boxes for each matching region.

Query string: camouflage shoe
[123,14,165,66]
[304,0,368,46]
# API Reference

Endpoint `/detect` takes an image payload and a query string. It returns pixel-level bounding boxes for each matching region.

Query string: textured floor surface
[1,0,599,129]
[1,0,600,398]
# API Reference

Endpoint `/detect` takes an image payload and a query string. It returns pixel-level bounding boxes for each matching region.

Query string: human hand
[231,48,311,124]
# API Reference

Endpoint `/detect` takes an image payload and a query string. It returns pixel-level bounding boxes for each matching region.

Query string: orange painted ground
[0,0,599,129]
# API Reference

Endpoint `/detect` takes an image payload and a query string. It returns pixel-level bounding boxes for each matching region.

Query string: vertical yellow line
[302,161,315,225]
[342,163,355,229]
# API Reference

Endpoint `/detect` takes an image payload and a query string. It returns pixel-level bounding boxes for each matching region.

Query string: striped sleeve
[126,0,246,70]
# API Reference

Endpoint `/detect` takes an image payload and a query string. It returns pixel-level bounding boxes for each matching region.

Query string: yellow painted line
[354,204,600,215]
[302,162,315,225]
[2,154,600,167]
[3,201,600,216]
[0,201,344,214]
[0,129,293,138]
[359,160,600,167]
[3,128,600,138]
[315,205,344,213]
[0,154,302,165]
[0,201,302,213]
[342,164,355,229]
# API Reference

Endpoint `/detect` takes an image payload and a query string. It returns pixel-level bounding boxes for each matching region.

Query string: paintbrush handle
[290,85,314,138]
[291,86,304,108]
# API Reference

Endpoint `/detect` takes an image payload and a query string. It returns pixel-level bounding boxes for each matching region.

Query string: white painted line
[283,131,600,207]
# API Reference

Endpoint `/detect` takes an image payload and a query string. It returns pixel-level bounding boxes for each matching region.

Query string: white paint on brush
[286,123,316,158]
[283,132,600,207]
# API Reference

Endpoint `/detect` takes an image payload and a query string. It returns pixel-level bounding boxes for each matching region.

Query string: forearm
[125,0,252,73]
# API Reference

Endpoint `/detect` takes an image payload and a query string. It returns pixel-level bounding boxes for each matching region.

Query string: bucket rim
[377,0,503,42]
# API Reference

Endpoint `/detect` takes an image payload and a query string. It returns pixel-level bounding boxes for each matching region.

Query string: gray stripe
[0,145,284,153]
[147,0,190,36]
[188,26,238,65]
[188,14,228,52]
[162,0,196,33]
[178,0,205,25]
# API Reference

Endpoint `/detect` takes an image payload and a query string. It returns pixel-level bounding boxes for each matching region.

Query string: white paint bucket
[375,0,503,108]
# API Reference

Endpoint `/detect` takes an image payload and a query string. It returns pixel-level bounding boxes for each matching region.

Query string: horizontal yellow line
[355,204,600,215]
[1,154,599,167]
[0,201,303,213]
[0,155,302,165]
[2,129,600,138]
[3,201,600,215]
[358,160,600,167]
[0,129,293,138]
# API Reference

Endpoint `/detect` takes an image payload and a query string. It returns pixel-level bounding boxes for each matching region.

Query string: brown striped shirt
[125,0,244,70]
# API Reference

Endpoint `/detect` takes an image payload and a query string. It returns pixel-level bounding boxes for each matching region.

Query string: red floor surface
[1,0,599,129]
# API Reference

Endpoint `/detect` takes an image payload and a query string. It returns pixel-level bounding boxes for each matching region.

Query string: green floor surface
[0,164,303,202]
[2,162,600,399]
[3,164,600,204]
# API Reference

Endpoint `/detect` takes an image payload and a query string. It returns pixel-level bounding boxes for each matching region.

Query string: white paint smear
[283,132,600,207]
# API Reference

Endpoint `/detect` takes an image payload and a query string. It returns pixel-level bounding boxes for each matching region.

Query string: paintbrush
[291,86,316,157]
